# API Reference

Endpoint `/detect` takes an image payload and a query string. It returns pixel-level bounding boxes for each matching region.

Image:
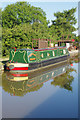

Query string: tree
[2,2,48,28]
[2,2,78,56]
[50,8,77,40]
[32,22,51,39]
[2,23,33,56]
[2,22,51,56]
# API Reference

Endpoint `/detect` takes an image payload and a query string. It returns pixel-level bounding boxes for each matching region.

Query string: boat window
[53,51,55,56]
[41,53,44,58]
[63,49,66,54]
[47,53,50,57]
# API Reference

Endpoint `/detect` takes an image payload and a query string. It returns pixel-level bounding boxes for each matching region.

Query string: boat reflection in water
[3,62,76,96]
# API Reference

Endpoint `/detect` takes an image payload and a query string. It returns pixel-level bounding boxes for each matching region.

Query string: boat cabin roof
[12,46,66,51]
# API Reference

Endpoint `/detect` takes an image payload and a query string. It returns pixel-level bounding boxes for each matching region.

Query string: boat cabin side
[9,47,69,64]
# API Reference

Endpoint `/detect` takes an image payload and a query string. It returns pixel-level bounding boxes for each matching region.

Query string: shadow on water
[2,59,77,96]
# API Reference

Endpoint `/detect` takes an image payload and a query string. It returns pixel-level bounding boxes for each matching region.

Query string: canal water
[1,56,79,118]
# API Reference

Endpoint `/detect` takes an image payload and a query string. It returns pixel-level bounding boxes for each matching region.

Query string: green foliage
[0,8,2,56]
[2,1,77,56]
[75,35,79,42]
[2,23,51,56]
[0,8,2,26]
[0,8,2,41]
[2,2,48,28]
[50,8,77,40]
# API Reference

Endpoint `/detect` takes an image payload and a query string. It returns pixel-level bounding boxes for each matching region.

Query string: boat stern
[6,63,29,71]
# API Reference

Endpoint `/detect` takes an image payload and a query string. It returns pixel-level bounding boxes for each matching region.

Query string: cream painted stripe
[8,77,28,81]
[7,63,29,67]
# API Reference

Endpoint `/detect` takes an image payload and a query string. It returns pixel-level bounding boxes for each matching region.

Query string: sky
[1,0,79,35]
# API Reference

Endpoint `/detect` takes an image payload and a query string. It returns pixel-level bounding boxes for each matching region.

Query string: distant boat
[6,46,70,72]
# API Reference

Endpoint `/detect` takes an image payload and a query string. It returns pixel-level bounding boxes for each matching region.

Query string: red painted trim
[12,47,16,51]
[59,47,66,49]
[11,73,28,77]
[34,47,66,51]
[11,67,28,70]
[6,67,10,70]
[34,48,57,51]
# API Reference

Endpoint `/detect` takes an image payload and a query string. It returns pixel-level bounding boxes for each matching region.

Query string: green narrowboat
[6,46,70,72]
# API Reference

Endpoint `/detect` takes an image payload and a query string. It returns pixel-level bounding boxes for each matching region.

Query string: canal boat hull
[6,62,69,82]
[28,54,69,70]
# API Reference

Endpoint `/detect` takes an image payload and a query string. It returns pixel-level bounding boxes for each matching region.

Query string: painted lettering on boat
[27,82,36,87]
[28,53,36,57]
[30,58,36,61]
[47,53,50,56]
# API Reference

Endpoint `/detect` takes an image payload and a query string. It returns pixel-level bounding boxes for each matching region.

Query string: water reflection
[51,67,76,91]
[69,55,79,64]
[2,61,76,96]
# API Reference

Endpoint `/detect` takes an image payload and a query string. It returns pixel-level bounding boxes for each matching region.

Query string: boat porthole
[47,53,50,56]
[41,53,43,58]
[53,51,55,56]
